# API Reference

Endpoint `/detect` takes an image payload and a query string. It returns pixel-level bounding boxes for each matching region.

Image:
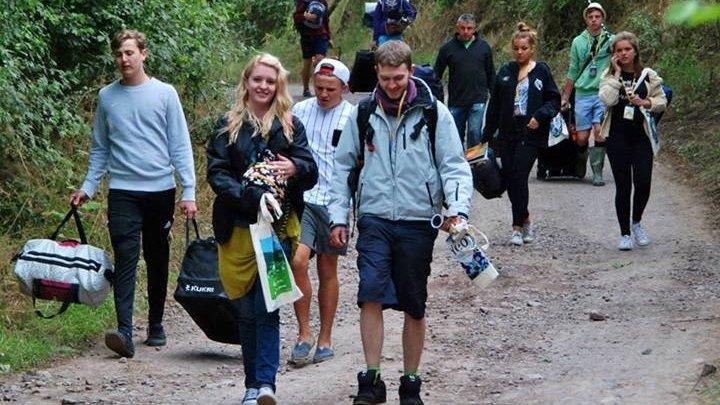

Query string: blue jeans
[232,277,280,390]
[449,102,486,149]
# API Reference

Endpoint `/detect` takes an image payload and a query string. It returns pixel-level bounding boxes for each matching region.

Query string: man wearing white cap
[289,58,353,366]
[561,2,614,186]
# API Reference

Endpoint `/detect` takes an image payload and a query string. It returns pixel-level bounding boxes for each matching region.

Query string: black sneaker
[144,324,166,347]
[105,330,135,358]
[399,375,423,405]
[353,370,386,404]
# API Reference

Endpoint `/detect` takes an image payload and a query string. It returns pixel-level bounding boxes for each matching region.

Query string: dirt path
[2,89,719,404]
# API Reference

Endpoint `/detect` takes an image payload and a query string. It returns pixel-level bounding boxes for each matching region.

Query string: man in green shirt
[560,2,614,186]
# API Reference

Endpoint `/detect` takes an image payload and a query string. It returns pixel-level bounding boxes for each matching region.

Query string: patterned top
[292,98,353,206]
[514,77,529,116]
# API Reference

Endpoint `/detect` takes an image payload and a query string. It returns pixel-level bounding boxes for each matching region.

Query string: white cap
[314,58,350,85]
[584,2,605,18]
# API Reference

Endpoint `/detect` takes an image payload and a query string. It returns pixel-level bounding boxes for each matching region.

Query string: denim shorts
[355,215,438,319]
[574,93,605,131]
[300,35,329,59]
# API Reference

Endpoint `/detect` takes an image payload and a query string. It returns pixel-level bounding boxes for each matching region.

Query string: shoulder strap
[356,97,376,161]
[635,68,651,90]
[425,101,438,163]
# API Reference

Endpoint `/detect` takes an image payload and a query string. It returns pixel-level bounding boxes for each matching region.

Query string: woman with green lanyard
[599,32,666,250]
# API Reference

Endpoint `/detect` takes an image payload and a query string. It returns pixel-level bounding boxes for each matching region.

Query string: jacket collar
[408,76,434,108]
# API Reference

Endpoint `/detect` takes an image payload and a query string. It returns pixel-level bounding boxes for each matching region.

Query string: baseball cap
[584,2,605,18]
[314,58,350,85]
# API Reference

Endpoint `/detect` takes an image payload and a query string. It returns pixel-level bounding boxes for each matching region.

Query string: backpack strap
[409,100,439,164]
[356,97,377,160]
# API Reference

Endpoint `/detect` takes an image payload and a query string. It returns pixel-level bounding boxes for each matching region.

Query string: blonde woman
[599,31,666,251]
[207,53,318,405]
[482,23,561,246]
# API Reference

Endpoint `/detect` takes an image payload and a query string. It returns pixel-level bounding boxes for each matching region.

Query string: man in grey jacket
[328,41,473,405]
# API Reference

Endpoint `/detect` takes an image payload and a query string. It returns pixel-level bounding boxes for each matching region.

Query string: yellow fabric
[218,211,300,300]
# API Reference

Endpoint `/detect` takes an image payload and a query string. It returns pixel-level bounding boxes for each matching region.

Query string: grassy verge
[0,300,116,371]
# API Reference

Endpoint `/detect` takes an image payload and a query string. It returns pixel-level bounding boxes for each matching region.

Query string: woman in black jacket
[482,22,561,246]
[206,53,317,405]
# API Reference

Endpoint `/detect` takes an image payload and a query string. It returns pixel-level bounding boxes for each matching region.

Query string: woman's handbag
[13,206,114,318]
[249,194,303,312]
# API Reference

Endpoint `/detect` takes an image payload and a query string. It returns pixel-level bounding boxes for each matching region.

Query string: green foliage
[0,299,115,371]
[665,0,720,26]
[0,0,255,236]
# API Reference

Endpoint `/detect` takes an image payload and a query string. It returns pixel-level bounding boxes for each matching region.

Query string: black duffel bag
[468,146,505,199]
[173,219,240,344]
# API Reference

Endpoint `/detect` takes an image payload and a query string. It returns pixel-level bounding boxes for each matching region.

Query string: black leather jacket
[206,115,318,244]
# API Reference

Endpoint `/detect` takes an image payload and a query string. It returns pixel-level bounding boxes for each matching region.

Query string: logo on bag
[184,284,215,293]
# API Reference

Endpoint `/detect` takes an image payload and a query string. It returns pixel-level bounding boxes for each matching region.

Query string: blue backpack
[413,64,444,102]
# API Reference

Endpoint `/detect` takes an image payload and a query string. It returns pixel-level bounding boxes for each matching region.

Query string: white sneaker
[257,386,277,405]
[618,235,634,251]
[522,223,535,243]
[242,388,259,405]
[511,231,523,246]
[632,222,651,246]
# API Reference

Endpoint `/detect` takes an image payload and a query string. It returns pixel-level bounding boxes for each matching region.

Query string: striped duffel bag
[13,206,114,318]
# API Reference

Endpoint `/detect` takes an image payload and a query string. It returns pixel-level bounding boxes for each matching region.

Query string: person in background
[294,0,331,97]
[328,40,473,405]
[560,2,614,186]
[70,29,197,359]
[372,0,416,46]
[434,13,495,149]
[482,23,560,246]
[598,31,666,251]
[206,53,318,405]
[289,58,353,366]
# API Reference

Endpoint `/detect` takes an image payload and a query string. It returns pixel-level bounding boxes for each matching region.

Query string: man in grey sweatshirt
[71,29,197,358]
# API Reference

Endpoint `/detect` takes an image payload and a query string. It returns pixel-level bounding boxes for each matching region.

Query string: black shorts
[355,215,438,319]
[300,35,329,59]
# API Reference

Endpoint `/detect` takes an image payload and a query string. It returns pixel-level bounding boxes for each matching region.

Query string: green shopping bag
[249,194,303,312]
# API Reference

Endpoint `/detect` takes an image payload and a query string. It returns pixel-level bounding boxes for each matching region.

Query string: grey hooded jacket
[328,78,473,225]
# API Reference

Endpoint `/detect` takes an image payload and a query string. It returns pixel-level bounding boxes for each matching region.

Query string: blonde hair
[511,22,538,52]
[609,31,644,77]
[224,53,294,144]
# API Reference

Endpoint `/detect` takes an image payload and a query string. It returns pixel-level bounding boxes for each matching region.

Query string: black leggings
[499,128,540,227]
[606,131,653,236]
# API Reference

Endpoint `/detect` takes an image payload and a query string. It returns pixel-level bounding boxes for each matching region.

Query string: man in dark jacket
[434,13,495,149]
[294,0,331,98]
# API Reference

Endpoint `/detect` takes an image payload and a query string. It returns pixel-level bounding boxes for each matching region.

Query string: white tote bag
[249,194,303,312]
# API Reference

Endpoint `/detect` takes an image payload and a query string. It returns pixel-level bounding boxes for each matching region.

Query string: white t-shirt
[293,97,353,206]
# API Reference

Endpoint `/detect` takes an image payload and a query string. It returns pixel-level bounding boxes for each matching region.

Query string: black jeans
[107,188,175,338]
[606,131,653,236]
[498,119,540,227]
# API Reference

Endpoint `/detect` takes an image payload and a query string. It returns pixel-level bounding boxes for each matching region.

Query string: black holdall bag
[467,145,505,199]
[173,219,241,344]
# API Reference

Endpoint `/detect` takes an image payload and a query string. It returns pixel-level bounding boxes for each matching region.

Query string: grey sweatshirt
[80,78,196,201]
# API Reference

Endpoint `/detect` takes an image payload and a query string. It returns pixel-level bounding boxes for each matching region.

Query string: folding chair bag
[173,219,241,344]
[13,206,114,318]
